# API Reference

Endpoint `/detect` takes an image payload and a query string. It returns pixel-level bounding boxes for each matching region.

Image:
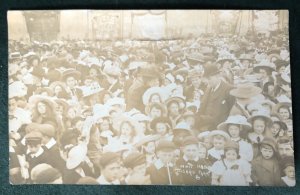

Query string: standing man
[196,63,234,131]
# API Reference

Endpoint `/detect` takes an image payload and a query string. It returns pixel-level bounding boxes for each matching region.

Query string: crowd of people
[8,30,295,186]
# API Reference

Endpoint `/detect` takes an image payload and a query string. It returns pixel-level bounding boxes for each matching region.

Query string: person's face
[241,60,250,68]
[66,76,77,88]
[144,142,156,154]
[183,144,199,160]
[49,177,63,184]
[198,146,207,159]
[271,123,281,137]
[32,59,39,66]
[228,125,240,138]
[279,66,286,74]
[121,122,133,137]
[260,145,274,159]
[213,136,225,150]
[279,107,290,120]
[27,143,41,154]
[132,163,147,176]
[191,77,201,88]
[253,119,266,135]
[267,85,275,96]
[9,98,17,113]
[37,102,47,114]
[259,69,268,79]
[223,61,232,69]
[278,143,294,157]
[89,68,98,77]
[54,85,62,95]
[225,149,238,161]
[147,78,160,87]
[150,94,161,104]
[102,161,122,182]
[156,123,168,135]
[100,119,110,131]
[150,107,162,119]
[157,150,174,165]
[284,166,295,179]
[169,102,179,116]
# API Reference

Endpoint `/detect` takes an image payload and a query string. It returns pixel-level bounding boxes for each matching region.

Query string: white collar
[45,138,56,149]
[248,132,264,143]
[281,176,295,187]
[208,148,224,159]
[154,159,174,169]
[97,175,120,185]
[28,147,44,158]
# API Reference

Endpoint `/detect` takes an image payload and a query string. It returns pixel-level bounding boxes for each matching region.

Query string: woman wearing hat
[247,109,272,158]
[217,115,253,162]
[145,102,167,121]
[207,130,230,163]
[253,60,275,88]
[165,95,186,128]
[229,83,262,118]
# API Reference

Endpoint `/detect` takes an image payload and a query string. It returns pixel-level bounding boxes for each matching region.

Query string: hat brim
[208,130,230,141]
[230,87,262,99]
[165,96,186,109]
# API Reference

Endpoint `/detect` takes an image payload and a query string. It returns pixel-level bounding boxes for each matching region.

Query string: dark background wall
[1,0,300,194]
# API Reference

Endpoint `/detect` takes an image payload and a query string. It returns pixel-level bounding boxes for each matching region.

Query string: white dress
[210,159,251,186]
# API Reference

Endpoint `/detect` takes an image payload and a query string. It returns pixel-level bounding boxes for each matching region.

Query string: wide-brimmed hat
[247,109,272,125]
[274,99,292,114]
[208,130,230,141]
[145,102,168,117]
[173,122,192,134]
[54,98,69,112]
[92,104,111,123]
[165,95,186,110]
[66,144,88,169]
[230,83,262,99]
[188,67,203,78]
[260,137,278,152]
[150,117,172,131]
[137,66,160,78]
[217,115,252,132]
[35,87,54,96]
[142,87,167,105]
[9,63,20,76]
[253,60,276,73]
[61,68,81,81]
[28,95,57,111]
[133,134,161,148]
[112,114,142,135]
[49,81,67,93]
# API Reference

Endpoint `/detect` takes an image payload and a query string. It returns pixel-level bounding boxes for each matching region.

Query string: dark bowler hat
[156,140,176,152]
[99,152,120,169]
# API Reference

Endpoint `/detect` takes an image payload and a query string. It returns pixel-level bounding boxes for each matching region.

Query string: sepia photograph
[7,10,294,186]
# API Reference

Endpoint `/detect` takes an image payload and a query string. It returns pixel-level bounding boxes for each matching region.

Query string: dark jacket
[196,81,234,131]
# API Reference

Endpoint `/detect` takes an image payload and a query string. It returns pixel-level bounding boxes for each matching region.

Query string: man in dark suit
[196,63,234,131]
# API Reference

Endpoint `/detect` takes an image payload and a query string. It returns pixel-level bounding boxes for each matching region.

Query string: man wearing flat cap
[97,152,123,184]
[146,140,182,185]
[196,63,234,131]
[123,152,151,185]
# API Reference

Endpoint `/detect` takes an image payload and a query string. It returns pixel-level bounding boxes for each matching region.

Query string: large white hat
[208,130,230,141]
[142,87,167,105]
[66,144,88,170]
[217,115,252,131]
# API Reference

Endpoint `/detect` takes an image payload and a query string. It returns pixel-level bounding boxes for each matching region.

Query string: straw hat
[9,81,27,99]
[28,95,57,111]
[173,122,192,134]
[208,130,230,141]
[61,68,81,81]
[142,87,167,105]
[165,95,186,110]
[253,60,276,73]
[134,134,161,148]
[217,115,252,132]
[230,83,262,99]
[247,109,272,125]
[112,114,142,135]
[145,102,168,117]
